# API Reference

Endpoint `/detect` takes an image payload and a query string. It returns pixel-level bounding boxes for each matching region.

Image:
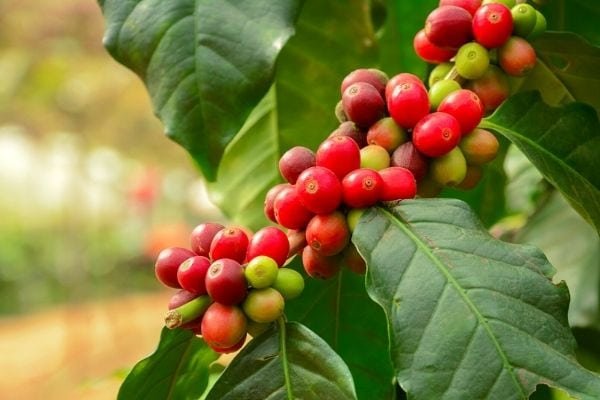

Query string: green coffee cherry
[244,256,279,289]
[360,144,390,170]
[347,208,366,232]
[242,288,285,323]
[428,63,454,88]
[246,320,272,338]
[456,42,490,80]
[272,268,305,300]
[511,4,537,37]
[428,79,462,110]
[430,147,468,187]
[528,11,547,40]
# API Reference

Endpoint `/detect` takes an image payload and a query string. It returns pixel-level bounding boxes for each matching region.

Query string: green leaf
[206,320,357,400]
[99,0,303,180]
[353,199,600,400]
[543,0,600,46]
[480,91,600,234]
[118,327,218,400]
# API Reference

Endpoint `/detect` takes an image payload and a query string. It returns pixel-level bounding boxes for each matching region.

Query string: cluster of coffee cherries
[415,0,545,113]
[154,223,305,353]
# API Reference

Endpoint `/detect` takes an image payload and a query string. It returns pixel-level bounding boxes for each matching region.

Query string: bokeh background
[0,1,224,398]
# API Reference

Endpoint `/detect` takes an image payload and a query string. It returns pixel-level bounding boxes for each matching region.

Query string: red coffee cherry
[379,167,417,201]
[295,166,343,215]
[390,142,429,182]
[155,247,196,288]
[302,246,342,279]
[273,185,313,230]
[385,73,426,102]
[316,136,361,180]
[246,226,290,267]
[210,336,246,354]
[413,29,458,64]
[341,68,388,98]
[205,258,248,305]
[278,146,316,184]
[264,183,290,223]
[438,89,484,134]
[425,6,473,49]
[466,65,510,112]
[498,36,537,76]
[472,3,513,48]
[439,0,482,16]
[459,128,500,165]
[328,121,367,148]
[387,81,430,129]
[177,255,211,295]
[201,303,247,349]
[412,112,462,157]
[305,212,350,256]
[190,222,225,257]
[209,227,249,264]
[342,168,384,208]
[168,289,198,310]
[342,82,386,128]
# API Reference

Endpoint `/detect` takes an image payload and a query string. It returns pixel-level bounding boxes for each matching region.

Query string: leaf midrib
[379,206,526,397]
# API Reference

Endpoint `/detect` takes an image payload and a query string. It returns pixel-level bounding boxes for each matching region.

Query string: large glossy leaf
[206,321,357,400]
[543,0,600,46]
[480,91,600,234]
[118,327,218,400]
[99,0,303,180]
[353,199,600,400]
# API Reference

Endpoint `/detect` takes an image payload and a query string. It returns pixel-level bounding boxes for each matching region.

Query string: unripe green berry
[428,63,454,88]
[246,320,272,338]
[347,208,366,232]
[456,42,490,80]
[244,255,279,289]
[527,11,547,40]
[272,268,305,300]
[430,147,468,187]
[242,288,285,323]
[360,144,391,170]
[429,79,462,110]
[511,4,537,37]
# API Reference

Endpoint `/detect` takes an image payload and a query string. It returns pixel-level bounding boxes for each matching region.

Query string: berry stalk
[165,295,212,329]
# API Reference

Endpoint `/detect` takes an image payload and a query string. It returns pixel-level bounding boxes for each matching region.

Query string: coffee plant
[98,0,600,399]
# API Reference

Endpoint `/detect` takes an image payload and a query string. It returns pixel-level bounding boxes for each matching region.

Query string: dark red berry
[413,29,458,64]
[342,168,383,208]
[209,227,249,264]
[246,226,290,267]
[386,73,426,102]
[177,255,211,295]
[472,3,513,48]
[387,81,430,129]
[205,258,247,305]
[278,146,316,184]
[305,212,350,256]
[439,0,482,16]
[425,6,473,49]
[341,68,388,98]
[498,36,536,76]
[302,246,342,279]
[190,222,224,257]
[379,167,417,201]
[273,185,314,230]
[412,112,462,157]
[438,89,484,134]
[390,142,429,181]
[328,121,367,148]
[264,183,290,223]
[155,247,196,288]
[316,136,361,180]
[342,82,386,128]
[210,336,246,354]
[168,289,198,310]
[201,303,247,349]
[295,166,342,215]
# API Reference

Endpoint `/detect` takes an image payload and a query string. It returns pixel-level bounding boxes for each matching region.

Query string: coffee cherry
[430,147,468,186]
[386,73,426,102]
[527,11,546,40]
[391,142,429,181]
[428,62,454,88]
[272,268,305,300]
[286,229,307,257]
[482,0,515,7]
[247,320,272,338]
[316,136,361,180]
[342,168,384,208]
[329,121,367,148]
[511,3,536,37]
[412,112,462,157]
[210,336,246,354]
[456,42,490,80]
[244,256,279,289]
[456,165,483,190]
[342,82,386,128]
[360,144,391,171]
[305,211,350,256]
[341,68,388,99]
[438,89,484,134]
[177,256,211,295]
[466,65,510,111]
[279,146,316,184]
[346,208,366,232]
[242,288,285,323]
[429,79,462,109]
[417,176,443,198]
[209,227,249,264]
[413,29,457,64]
[190,223,225,257]
[472,3,513,48]
[388,81,430,129]
[302,246,342,279]
[205,258,248,305]
[335,100,348,123]
[367,117,407,153]
[273,185,313,230]
[342,244,367,275]
[264,183,290,223]
[439,0,482,16]
[379,167,417,201]
[295,166,343,215]
[246,226,290,267]
[168,289,198,310]
[155,247,196,288]
[201,303,247,349]
[459,128,500,164]
[498,36,536,76]
[425,6,473,49]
